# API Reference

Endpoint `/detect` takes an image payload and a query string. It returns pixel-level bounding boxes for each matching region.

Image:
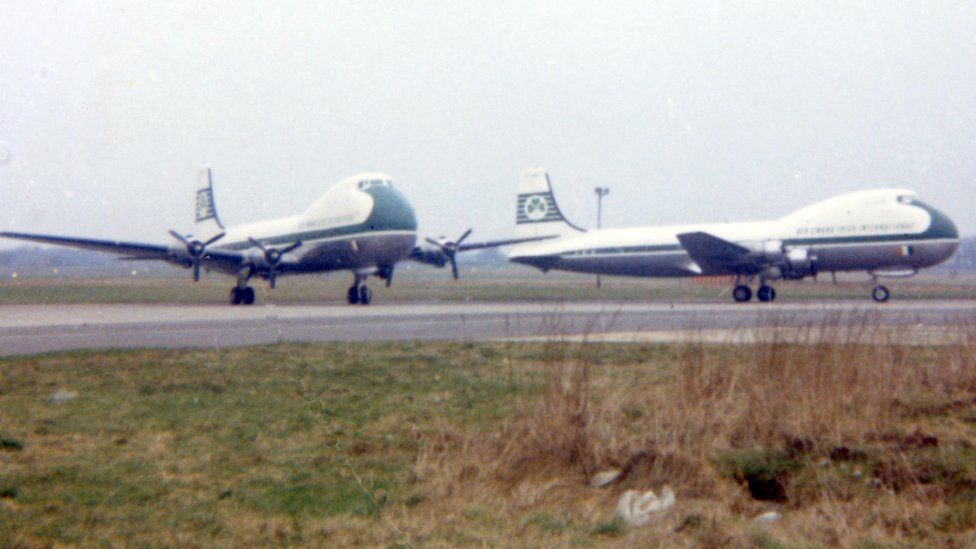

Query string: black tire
[242,287,256,306]
[733,285,752,303]
[757,285,776,303]
[230,288,242,306]
[872,285,890,303]
[359,285,372,306]
[347,285,360,305]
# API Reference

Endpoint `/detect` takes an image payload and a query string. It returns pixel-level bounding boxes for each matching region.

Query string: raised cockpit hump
[780,189,917,221]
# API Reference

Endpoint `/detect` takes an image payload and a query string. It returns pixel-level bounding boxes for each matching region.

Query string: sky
[1,1,975,248]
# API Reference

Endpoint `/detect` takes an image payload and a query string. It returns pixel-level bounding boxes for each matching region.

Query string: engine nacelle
[408,245,448,268]
[781,247,816,280]
[745,239,785,265]
[748,242,816,281]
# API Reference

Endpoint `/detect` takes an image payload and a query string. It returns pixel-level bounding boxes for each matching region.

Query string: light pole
[594,187,610,289]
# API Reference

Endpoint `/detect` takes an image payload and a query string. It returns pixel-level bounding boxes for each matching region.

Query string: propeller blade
[171,230,222,282]
[282,241,303,254]
[422,230,474,279]
[248,237,268,253]
[203,232,226,247]
[169,230,191,246]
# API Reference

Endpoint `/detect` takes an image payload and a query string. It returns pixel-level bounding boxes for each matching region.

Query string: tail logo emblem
[196,188,216,222]
[524,195,549,221]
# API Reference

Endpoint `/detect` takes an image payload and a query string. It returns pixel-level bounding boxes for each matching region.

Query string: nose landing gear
[871,285,890,303]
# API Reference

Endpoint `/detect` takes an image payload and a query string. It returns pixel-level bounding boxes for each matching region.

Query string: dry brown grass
[415,318,976,546]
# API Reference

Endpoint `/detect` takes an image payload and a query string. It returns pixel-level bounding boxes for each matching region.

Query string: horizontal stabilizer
[676,231,750,274]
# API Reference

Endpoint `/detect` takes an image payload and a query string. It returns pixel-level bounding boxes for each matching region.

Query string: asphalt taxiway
[1,300,974,356]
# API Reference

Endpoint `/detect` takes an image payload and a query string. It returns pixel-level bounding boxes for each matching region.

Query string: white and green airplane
[0,168,531,305]
[506,168,960,302]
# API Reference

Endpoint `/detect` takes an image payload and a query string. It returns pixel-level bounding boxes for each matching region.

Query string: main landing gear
[231,286,255,306]
[732,285,752,303]
[732,284,777,303]
[347,275,372,306]
[732,275,777,303]
[757,285,777,303]
[230,269,256,306]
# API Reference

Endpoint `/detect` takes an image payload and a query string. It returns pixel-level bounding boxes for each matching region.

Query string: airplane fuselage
[208,175,418,277]
[509,189,959,280]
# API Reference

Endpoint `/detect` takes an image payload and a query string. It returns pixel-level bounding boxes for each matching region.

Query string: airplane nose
[364,187,418,232]
[916,200,959,264]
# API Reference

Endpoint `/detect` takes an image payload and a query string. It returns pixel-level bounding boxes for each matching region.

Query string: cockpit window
[897,195,914,204]
[358,180,393,189]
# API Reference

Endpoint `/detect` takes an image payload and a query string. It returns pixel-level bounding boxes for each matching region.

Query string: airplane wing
[676,231,751,275]
[457,235,557,252]
[409,231,556,279]
[0,231,247,273]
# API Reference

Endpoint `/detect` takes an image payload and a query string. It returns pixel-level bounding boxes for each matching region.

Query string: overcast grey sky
[2,1,974,248]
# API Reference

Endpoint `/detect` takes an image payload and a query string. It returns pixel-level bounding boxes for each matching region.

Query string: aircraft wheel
[733,285,752,303]
[359,285,372,306]
[242,287,256,306]
[230,288,242,306]
[872,285,890,303]
[757,285,776,303]
[347,285,360,305]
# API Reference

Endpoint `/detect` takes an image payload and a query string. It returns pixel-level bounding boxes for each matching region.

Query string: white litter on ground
[48,389,77,404]
[754,511,782,525]
[590,469,623,488]
[616,487,676,526]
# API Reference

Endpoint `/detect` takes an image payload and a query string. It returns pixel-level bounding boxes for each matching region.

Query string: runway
[1,300,975,356]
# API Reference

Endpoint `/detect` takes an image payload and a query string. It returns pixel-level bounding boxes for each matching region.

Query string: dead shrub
[419,314,976,527]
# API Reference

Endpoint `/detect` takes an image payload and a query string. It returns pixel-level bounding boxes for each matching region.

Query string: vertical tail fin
[515,168,585,239]
[194,166,225,238]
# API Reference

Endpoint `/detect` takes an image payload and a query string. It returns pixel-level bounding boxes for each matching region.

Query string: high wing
[0,231,247,274]
[676,231,752,275]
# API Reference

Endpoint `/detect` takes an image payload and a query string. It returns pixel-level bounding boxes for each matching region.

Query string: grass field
[1,268,975,305]
[3,329,976,546]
